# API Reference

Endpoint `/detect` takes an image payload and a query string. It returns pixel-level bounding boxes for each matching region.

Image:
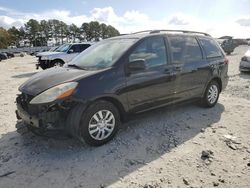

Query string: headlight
[41,56,50,60]
[30,82,78,104]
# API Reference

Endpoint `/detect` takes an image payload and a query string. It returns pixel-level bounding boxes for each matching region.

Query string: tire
[52,60,64,68]
[201,81,220,108]
[70,100,121,146]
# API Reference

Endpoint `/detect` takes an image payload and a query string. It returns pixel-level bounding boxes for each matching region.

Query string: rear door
[167,35,206,99]
[125,36,178,112]
[198,37,226,90]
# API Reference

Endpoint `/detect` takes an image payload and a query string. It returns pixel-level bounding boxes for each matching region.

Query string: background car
[36,43,92,69]
[5,52,15,58]
[240,48,250,72]
[217,38,238,55]
[0,52,8,61]
[247,39,250,45]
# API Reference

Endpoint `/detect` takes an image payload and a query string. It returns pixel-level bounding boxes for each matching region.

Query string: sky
[0,0,250,38]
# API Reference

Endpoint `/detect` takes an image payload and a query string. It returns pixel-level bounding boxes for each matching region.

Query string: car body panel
[19,67,101,96]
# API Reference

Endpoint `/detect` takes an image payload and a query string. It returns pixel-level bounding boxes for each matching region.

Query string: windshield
[55,44,71,52]
[68,39,136,70]
[49,46,59,52]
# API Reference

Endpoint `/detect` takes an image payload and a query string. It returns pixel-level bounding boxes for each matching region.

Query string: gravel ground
[0,46,250,188]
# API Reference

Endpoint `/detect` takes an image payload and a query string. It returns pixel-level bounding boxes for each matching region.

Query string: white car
[239,48,250,72]
[36,43,92,70]
[247,39,250,45]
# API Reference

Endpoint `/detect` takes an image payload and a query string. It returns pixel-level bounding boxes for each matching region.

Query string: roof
[112,30,211,40]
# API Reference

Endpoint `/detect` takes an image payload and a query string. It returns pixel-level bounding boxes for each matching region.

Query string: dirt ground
[0,46,249,188]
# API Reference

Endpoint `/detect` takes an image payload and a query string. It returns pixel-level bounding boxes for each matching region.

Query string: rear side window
[80,44,91,52]
[199,38,222,58]
[168,35,203,63]
[129,37,167,68]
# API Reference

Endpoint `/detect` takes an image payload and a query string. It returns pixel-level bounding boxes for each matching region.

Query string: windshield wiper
[67,64,84,70]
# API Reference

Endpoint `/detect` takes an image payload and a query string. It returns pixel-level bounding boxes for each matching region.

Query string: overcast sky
[0,0,250,38]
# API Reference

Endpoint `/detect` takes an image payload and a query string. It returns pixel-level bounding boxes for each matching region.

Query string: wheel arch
[203,77,222,97]
[51,58,65,65]
[210,77,222,92]
[93,96,128,122]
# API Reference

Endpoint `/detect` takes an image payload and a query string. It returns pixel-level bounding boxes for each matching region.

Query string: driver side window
[129,37,167,68]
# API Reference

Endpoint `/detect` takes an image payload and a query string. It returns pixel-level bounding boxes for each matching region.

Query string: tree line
[0,19,120,49]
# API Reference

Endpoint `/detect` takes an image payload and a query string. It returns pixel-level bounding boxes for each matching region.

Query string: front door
[125,36,178,113]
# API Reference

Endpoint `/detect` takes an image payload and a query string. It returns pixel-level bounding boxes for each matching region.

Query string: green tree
[8,26,20,46]
[25,19,40,46]
[81,22,91,41]
[40,20,50,46]
[100,23,108,39]
[0,27,11,48]
[69,24,80,42]
[89,21,101,41]
[106,25,120,38]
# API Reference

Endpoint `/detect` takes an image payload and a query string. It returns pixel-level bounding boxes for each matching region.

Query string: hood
[19,67,98,96]
[37,51,64,57]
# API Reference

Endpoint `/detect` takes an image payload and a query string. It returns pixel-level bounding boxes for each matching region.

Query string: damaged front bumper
[15,93,72,132]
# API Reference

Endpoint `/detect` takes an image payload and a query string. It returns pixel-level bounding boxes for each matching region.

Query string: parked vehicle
[247,39,250,45]
[0,52,8,60]
[239,48,250,72]
[217,38,238,55]
[16,30,229,146]
[6,52,15,58]
[36,43,92,70]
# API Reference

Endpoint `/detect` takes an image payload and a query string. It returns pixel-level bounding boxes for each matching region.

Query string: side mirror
[128,59,146,71]
[68,49,74,54]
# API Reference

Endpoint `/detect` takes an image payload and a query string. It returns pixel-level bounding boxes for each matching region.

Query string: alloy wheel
[88,110,115,141]
[207,84,218,104]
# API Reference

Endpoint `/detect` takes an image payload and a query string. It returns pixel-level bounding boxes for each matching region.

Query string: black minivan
[16,30,229,146]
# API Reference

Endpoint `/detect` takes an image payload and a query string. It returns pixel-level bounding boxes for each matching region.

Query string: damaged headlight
[30,82,78,104]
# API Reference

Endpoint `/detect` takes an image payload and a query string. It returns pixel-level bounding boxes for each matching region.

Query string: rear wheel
[73,101,120,146]
[201,81,220,108]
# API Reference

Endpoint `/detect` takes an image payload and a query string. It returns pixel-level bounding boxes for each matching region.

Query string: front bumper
[239,61,250,72]
[36,60,51,69]
[16,93,67,131]
[36,55,51,69]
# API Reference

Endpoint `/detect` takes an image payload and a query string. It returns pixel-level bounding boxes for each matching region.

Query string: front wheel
[201,81,220,108]
[52,60,64,67]
[78,101,120,146]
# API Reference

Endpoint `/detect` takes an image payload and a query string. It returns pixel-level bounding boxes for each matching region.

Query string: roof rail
[130,30,211,36]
